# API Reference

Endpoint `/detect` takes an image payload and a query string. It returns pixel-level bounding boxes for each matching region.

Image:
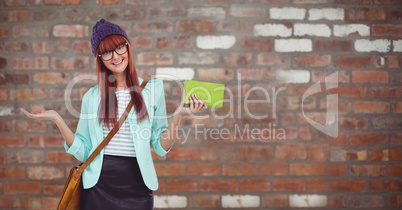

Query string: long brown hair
[96,34,148,128]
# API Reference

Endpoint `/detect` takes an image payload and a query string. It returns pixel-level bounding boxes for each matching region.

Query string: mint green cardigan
[64,78,169,190]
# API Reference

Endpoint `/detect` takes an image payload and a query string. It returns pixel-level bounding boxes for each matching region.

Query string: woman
[21,19,206,209]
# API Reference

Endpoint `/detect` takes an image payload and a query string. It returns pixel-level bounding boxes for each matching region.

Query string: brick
[276,70,310,83]
[47,151,78,163]
[0,89,7,101]
[135,21,172,34]
[53,24,88,38]
[350,165,386,176]
[10,89,46,101]
[178,52,220,65]
[136,52,173,66]
[372,116,402,129]
[177,20,215,33]
[149,7,187,17]
[32,40,70,53]
[197,68,234,81]
[334,24,370,37]
[0,135,25,147]
[0,10,29,22]
[293,54,330,67]
[0,41,30,52]
[72,41,91,53]
[34,73,71,84]
[222,164,259,176]
[155,67,194,81]
[350,134,388,146]
[389,148,402,161]
[394,40,402,52]
[132,37,152,49]
[262,195,288,207]
[391,10,402,21]
[28,135,64,148]
[307,145,328,161]
[105,8,145,20]
[8,150,45,164]
[334,0,370,3]
[308,8,344,20]
[189,195,220,208]
[314,40,354,52]
[372,24,402,36]
[221,195,260,208]
[254,23,292,37]
[44,0,80,5]
[255,53,286,66]
[275,39,312,52]
[369,180,402,191]
[260,162,289,175]
[154,195,187,208]
[157,36,192,49]
[335,57,371,69]
[368,149,389,161]
[43,183,64,195]
[187,163,220,176]
[340,117,368,130]
[389,165,402,176]
[167,148,200,161]
[196,35,236,49]
[294,0,328,3]
[275,144,306,160]
[4,0,41,6]
[239,37,272,51]
[11,57,49,70]
[289,194,327,208]
[217,21,253,32]
[368,87,402,98]
[166,179,197,192]
[394,101,402,113]
[353,101,390,114]
[27,166,64,180]
[240,179,270,191]
[344,195,384,208]
[51,57,89,70]
[346,8,386,21]
[0,167,25,179]
[188,7,226,20]
[270,7,306,20]
[355,39,391,52]
[308,179,366,192]
[97,0,121,5]
[290,163,347,176]
[374,0,402,3]
[272,179,305,191]
[373,55,402,68]
[13,25,49,37]
[294,24,331,37]
[238,68,275,80]
[391,133,402,145]
[330,86,366,98]
[155,164,186,176]
[221,53,252,66]
[199,179,237,192]
[230,6,266,18]
[0,74,29,85]
[4,182,42,194]
[0,26,8,38]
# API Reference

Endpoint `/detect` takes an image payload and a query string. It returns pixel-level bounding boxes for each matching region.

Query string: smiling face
[97,35,130,76]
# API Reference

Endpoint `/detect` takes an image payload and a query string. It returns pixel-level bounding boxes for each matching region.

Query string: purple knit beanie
[90,19,130,57]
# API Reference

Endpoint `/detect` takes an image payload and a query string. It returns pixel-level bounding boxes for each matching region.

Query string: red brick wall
[1,0,402,209]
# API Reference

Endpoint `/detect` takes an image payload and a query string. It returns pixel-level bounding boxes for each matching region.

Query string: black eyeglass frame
[98,42,128,61]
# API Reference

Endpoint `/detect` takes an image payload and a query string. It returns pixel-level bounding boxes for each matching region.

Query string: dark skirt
[80,155,153,210]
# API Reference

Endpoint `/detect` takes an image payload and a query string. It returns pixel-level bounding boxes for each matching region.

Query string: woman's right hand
[21,108,61,122]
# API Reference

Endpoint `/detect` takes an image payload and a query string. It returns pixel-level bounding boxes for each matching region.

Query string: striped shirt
[103,89,136,157]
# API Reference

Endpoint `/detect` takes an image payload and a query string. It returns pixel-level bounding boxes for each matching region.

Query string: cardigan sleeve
[149,79,169,156]
[64,92,93,162]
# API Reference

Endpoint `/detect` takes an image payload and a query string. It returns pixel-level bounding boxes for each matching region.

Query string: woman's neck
[113,73,127,91]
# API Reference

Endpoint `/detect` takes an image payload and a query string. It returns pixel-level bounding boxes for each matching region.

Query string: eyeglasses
[98,43,128,61]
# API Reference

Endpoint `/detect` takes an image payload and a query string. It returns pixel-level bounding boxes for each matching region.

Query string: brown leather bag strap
[78,80,148,173]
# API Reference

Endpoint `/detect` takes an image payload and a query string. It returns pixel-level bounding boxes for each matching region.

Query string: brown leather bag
[57,80,148,210]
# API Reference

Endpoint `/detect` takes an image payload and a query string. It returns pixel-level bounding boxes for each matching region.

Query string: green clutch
[184,80,225,108]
